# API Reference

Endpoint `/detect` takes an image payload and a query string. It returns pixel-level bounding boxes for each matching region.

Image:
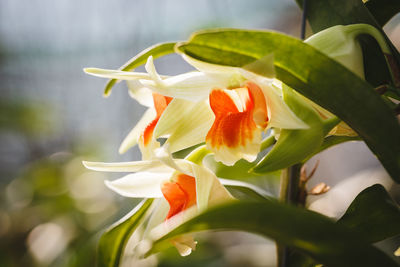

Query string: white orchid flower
[83,147,233,256]
[85,54,308,165]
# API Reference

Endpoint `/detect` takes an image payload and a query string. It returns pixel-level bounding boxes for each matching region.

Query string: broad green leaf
[176,29,400,181]
[365,0,400,26]
[98,199,153,267]
[103,42,175,96]
[289,184,400,267]
[224,184,272,201]
[337,184,400,243]
[149,201,398,267]
[252,85,324,173]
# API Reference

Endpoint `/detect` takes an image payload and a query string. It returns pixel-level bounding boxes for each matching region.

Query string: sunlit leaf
[224,184,272,201]
[103,42,176,96]
[252,85,324,173]
[98,199,153,267]
[176,29,400,181]
[337,184,400,243]
[149,200,398,267]
[289,184,400,266]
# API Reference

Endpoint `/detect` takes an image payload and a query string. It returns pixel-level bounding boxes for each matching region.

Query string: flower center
[206,82,268,149]
[142,92,173,146]
[161,173,197,219]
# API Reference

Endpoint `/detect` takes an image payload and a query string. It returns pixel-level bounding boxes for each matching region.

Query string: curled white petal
[127,80,155,107]
[145,56,164,85]
[105,172,169,198]
[207,126,262,166]
[140,72,237,101]
[154,98,214,152]
[119,108,157,154]
[82,160,174,173]
[243,73,308,130]
[182,54,241,74]
[84,68,154,80]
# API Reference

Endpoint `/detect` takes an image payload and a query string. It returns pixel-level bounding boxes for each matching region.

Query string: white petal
[171,235,197,256]
[119,108,157,154]
[138,136,161,160]
[84,68,154,80]
[143,198,170,238]
[190,163,216,212]
[191,163,233,211]
[153,147,231,211]
[149,205,198,244]
[154,98,214,152]
[262,81,308,129]
[154,146,188,174]
[145,56,164,85]
[82,160,174,173]
[105,172,169,198]
[241,71,308,129]
[140,72,237,101]
[182,54,241,74]
[127,80,155,107]
[208,127,262,166]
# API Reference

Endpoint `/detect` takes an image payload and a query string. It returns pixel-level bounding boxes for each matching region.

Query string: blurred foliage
[0,100,136,267]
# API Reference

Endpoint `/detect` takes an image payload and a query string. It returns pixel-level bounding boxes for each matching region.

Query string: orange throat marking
[206,81,268,149]
[141,92,173,146]
[161,174,197,220]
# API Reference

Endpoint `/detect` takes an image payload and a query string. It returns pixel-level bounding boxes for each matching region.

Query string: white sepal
[127,80,155,107]
[82,160,174,173]
[154,98,214,153]
[84,68,155,80]
[105,172,169,198]
[119,108,157,154]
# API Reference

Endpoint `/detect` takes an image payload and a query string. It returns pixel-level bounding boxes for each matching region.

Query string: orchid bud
[305,24,391,79]
[304,24,393,136]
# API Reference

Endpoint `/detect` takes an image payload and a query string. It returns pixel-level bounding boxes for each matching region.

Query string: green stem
[260,135,276,151]
[277,164,303,267]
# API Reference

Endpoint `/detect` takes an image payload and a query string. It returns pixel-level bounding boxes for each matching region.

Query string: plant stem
[300,0,308,40]
[277,164,302,267]
[278,1,307,266]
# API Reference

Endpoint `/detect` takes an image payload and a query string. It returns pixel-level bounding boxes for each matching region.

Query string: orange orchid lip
[141,92,173,146]
[206,82,268,150]
[161,174,197,220]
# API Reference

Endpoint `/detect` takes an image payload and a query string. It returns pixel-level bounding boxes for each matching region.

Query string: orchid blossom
[83,147,233,256]
[85,54,308,166]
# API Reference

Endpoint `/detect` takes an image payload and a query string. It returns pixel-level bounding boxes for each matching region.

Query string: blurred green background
[1,1,400,266]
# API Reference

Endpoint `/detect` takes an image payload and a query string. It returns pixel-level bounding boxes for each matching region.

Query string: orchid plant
[83,1,400,266]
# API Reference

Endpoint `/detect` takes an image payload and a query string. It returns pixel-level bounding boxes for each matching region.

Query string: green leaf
[97,199,153,267]
[103,42,176,96]
[289,184,400,266]
[176,29,400,181]
[365,0,400,26]
[337,184,400,243]
[224,184,272,201]
[149,200,399,267]
[252,85,324,173]
[204,156,267,181]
